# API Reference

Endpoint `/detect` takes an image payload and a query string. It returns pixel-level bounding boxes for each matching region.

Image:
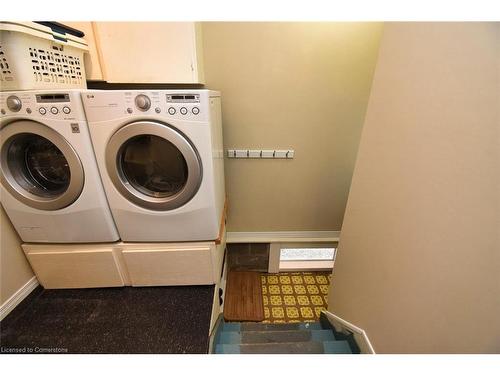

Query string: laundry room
[0,20,381,332]
[1,3,500,372]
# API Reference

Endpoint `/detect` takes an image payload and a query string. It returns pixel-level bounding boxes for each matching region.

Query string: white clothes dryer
[81,90,225,242]
[0,90,119,243]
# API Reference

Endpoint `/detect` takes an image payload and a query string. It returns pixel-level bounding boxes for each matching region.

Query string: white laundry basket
[0,22,89,91]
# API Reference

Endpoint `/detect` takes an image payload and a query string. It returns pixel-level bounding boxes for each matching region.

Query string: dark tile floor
[0,285,214,354]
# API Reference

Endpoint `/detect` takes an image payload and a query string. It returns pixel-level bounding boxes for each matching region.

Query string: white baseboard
[226,231,340,243]
[0,276,39,321]
[322,310,376,354]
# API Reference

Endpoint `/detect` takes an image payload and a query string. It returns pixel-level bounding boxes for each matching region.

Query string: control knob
[135,94,151,111]
[6,96,22,112]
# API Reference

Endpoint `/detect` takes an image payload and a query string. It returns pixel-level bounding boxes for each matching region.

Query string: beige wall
[202,22,383,231]
[0,205,34,305]
[328,22,500,353]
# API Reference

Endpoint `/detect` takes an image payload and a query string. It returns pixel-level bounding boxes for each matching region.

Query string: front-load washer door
[106,121,202,211]
[0,120,85,210]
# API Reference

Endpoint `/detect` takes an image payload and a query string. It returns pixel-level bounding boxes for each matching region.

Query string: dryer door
[106,121,202,211]
[0,120,85,210]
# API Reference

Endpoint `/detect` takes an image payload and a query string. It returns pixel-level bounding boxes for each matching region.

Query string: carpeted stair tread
[323,340,353,354]
[215,340,350,354]
[224,322,322,332]
[219,329,335,344]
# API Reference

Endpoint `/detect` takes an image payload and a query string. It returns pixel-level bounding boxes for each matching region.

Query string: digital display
[166,94,200,103]
[36,94,70,103]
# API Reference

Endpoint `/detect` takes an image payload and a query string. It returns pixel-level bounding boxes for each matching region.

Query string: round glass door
[0,121,85,210]
[106,121,202,211]
[7,133,71,198]
[120,135,188,198]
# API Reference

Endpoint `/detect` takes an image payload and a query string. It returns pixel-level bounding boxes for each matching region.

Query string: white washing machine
[0,90,119,243]
[81,90,225,242]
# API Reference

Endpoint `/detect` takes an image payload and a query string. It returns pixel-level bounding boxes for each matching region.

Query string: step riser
[217,341,325,354]
[223,322,322,332]
[219,330,335,344]
[216,340,351,354]
[241,342,324,354]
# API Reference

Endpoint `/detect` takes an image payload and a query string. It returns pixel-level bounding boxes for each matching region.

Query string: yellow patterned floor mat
[261,272,331,323]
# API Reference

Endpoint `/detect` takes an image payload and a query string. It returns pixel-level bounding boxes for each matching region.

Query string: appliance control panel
[81,90,217,123]
[0,92,80,121]
[127,93,202,119]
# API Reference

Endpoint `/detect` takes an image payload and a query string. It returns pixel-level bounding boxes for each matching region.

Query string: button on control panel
[166,104,203,118]
[37,106,71,116]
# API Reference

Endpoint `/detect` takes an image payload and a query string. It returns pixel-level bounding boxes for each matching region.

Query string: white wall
[202,22,383,232]
[328,22,500,353]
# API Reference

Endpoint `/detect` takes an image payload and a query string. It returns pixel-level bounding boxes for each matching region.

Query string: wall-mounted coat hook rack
[226,149,295,159]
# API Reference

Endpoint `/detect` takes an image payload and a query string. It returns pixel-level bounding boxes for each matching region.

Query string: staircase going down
[213,320,358,354]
